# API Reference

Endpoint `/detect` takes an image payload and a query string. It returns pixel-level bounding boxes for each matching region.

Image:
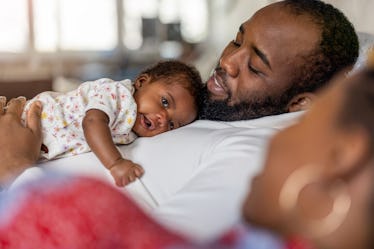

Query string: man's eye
[161,97,169,108]
[232,40,241,47]
[248,65,261,75]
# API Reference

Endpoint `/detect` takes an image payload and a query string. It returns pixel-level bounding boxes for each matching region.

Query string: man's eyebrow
[252,46,272,70]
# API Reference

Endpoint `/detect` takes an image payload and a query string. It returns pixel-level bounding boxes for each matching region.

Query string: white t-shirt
[11,111,302,243]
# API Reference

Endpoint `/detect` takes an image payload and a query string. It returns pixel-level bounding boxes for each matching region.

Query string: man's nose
[219,47,247,78]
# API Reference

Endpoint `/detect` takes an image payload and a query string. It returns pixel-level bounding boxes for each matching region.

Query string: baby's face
[132,80,197,137]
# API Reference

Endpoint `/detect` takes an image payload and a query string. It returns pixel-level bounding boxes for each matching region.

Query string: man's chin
[198,97,287,121]
[208,94,226,102]
[198,87,238,121]
[198,86,287,121]
[198,99,244,121]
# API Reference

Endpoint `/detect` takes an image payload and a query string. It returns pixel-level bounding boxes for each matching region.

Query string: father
[199,0,358,121]
[1,0,358,244]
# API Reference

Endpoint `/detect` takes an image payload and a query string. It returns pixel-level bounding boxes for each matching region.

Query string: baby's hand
[109,159,144,187]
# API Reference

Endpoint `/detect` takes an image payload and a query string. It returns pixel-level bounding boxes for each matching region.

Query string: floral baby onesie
[22,78,137,159]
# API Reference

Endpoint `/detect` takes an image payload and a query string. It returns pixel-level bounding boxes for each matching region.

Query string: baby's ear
[134,74,151,90]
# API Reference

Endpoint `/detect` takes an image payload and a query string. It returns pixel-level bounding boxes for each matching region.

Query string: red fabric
[285,237,316,249]
[0,177,185,249]
[217,226,242,247]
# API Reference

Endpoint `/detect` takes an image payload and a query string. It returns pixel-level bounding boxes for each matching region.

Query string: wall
[196,0,272,80]
[325,0,374,34]
[210,0,374,48]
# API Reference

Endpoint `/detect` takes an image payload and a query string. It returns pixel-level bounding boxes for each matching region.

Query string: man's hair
[281,0,359,99]
[138,60,203,110]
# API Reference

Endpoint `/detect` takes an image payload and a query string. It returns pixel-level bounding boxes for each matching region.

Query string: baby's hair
[138,60,203,112]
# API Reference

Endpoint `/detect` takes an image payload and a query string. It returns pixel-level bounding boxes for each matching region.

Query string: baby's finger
[128,174,135,183]
[26,101,43,140]
[110,169,125,187]
[6,97,26,119]
[116,177,125,187]
[0,96,6,115]
[134,167,144,177]
[122,176,130,186]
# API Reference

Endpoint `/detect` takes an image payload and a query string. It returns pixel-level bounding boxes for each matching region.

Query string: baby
[22,60,202,186]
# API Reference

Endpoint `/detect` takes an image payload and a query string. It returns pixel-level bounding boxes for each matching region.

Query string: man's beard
[198,86,291,121]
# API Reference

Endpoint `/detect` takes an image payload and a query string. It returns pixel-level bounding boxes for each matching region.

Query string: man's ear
[286,93,316,112]
[134,74,151,90]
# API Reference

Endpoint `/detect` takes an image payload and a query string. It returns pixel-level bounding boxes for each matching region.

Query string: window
[0,0,208,56]
[123,0,208,48]
[34,0,117,52]
[0,0,29,52]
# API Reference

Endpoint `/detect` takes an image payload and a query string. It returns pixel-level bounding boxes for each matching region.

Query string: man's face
[200,3,320,121]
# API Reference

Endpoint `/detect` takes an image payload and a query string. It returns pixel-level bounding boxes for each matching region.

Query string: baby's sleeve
[84,78,137,132]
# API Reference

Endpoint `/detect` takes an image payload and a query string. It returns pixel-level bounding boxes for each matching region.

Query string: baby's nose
[156,110,168,128]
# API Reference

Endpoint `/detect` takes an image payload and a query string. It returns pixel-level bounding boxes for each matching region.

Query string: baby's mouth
[141,114,155,130]
[144,115,152,128]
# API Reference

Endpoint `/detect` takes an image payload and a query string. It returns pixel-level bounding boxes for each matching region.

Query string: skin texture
[0,97,42,186]
[200,2,320,120]
[83,74,197,187]
[243,74,372,249]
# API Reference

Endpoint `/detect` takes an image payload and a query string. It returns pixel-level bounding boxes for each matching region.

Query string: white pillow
[352,32,374,71]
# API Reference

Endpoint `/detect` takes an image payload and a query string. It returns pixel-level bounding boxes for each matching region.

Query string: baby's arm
[83,109,144,187]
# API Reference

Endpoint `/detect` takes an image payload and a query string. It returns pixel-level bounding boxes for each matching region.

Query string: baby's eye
[161,97,169,108]
[169,120,175,130]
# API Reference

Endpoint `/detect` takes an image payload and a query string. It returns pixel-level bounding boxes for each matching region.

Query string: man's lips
[206,70,228,98]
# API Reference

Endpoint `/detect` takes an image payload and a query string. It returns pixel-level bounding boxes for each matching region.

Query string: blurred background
[1,0,373,99]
